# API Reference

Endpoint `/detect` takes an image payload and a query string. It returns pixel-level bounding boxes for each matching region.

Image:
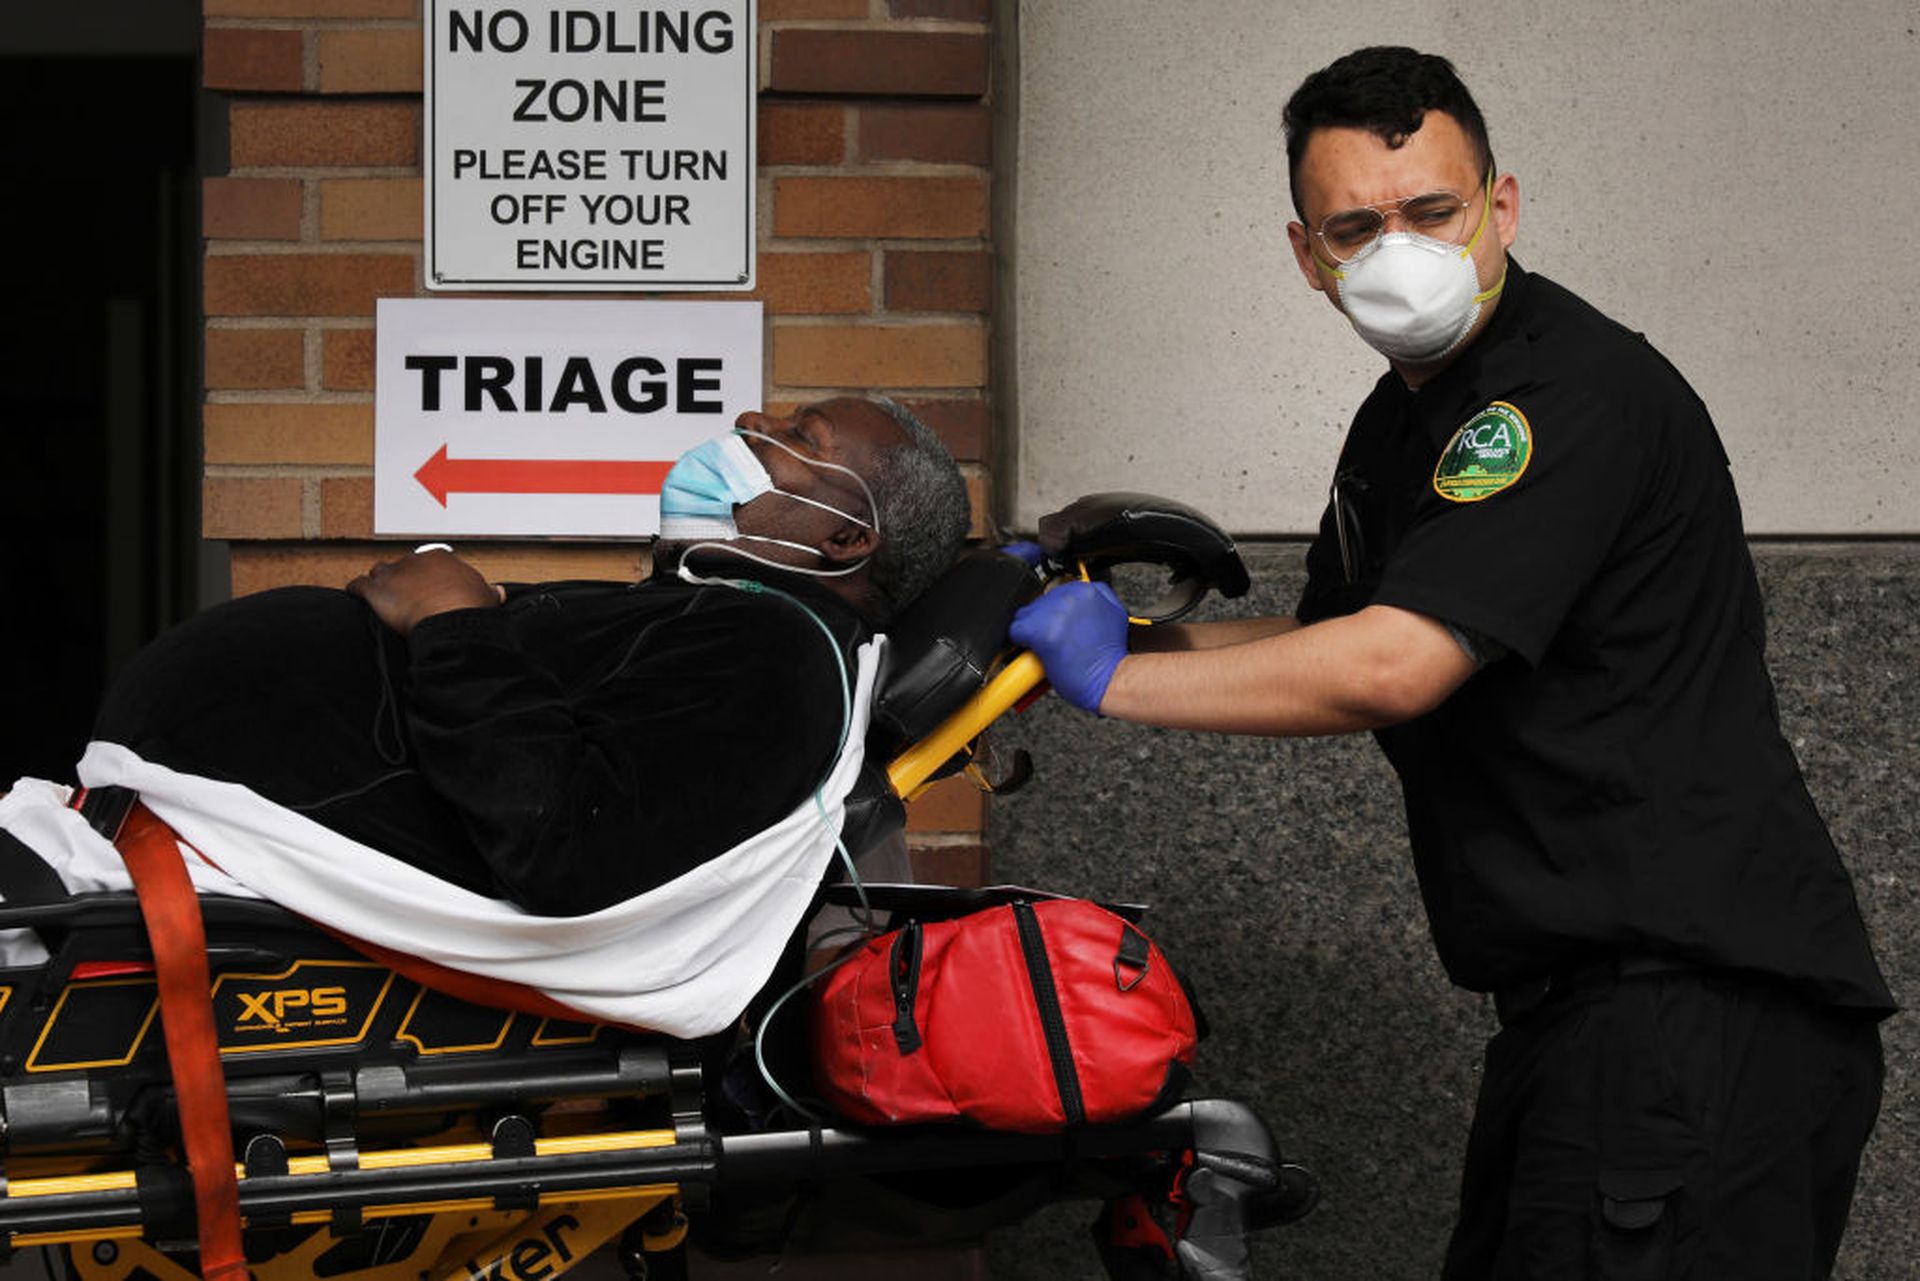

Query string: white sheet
[0,639,883,1039]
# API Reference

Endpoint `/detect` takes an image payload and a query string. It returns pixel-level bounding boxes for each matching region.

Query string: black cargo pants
[1442,969,1884,1280]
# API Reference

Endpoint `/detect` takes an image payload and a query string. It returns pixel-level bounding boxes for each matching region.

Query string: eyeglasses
[1310,184,1482,264]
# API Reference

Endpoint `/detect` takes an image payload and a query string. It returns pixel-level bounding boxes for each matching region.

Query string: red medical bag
[810,899,1199,1133]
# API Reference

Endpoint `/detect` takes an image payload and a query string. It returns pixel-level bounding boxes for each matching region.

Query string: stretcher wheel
[619,1200,691,1280]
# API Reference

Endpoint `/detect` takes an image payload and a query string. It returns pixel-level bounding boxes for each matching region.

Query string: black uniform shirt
[94,565,865,916]
[1297,261,1893,1013]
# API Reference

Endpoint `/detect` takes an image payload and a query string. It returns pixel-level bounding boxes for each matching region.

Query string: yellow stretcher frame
[888,564,1144,802]
[887,651,1046,802]
[22,1129,688,1279]
[67,1198,673,1281]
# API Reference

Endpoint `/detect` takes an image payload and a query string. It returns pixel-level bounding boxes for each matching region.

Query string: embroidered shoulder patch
[1434,401,1533,502]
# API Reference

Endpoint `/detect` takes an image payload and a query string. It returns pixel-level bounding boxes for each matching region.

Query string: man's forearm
[1131,615,1302,652]
[1099,605,1476,736]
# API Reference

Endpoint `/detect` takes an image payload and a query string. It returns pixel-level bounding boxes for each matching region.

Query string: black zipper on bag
[890,921,924,1054]
[1012,901,1086,1126]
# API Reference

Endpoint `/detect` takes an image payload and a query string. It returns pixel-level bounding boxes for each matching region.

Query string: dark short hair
[864,397,970,622]
[1282,46,1494,218]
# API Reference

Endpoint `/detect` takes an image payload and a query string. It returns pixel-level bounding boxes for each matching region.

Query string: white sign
[374,298,763,536]
[425,2,755,291]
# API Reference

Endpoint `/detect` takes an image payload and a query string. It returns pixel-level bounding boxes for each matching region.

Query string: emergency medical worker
[1010,46,1893,1279]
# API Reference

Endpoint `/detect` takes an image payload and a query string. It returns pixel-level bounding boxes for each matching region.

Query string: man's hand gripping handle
[1007,580,1131,715]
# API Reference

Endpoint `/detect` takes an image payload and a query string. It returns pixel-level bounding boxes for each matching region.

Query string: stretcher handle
[883,558,1176,801]
[884,492,1249,802]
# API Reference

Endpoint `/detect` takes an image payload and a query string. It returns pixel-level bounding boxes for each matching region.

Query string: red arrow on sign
[413,445,674,507]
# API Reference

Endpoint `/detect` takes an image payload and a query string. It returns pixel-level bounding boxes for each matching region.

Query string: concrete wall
[1004,1,1920,534]
[983,545,1918,1280]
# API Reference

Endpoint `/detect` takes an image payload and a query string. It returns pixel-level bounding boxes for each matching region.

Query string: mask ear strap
[1449,169,1507,308]
[1465,170,1508,304]
[778,488,875,529]
[676,538,869,583]
[1472,260,1509,306]
[734,428,880,535]
[1458,168,1496,258]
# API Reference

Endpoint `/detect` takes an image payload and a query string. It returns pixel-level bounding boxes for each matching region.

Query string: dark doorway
[0,6,202,785]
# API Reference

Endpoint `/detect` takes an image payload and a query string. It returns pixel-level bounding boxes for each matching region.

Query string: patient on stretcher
[116,398,963,909]
[0,398,968,1031]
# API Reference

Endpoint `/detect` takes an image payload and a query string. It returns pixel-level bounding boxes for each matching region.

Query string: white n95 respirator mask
[1333,232,1504,363]
[1322,178,1505,364]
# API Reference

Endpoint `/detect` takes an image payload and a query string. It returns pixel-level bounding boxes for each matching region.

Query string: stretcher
[0,494,1315,1280]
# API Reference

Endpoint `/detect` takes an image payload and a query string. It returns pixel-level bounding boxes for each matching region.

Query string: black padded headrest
[1038,491,1250,620]
[867,548,1039,761]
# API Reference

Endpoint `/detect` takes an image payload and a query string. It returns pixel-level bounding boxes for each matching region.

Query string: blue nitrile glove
[1008,580,1130,714]
[999,540,1048,569]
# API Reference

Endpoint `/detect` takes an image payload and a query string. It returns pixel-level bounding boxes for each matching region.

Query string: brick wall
[199,0,995,872]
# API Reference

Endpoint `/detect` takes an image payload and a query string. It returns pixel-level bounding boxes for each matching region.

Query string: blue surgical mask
[658,432,774,539]
[658,428,880,581]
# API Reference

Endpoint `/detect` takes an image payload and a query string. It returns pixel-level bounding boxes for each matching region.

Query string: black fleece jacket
[93,567,867,914]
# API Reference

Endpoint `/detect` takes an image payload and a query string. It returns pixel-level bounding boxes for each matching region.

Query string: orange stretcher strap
[320,925,609,1026]
[115,802,249,1281]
